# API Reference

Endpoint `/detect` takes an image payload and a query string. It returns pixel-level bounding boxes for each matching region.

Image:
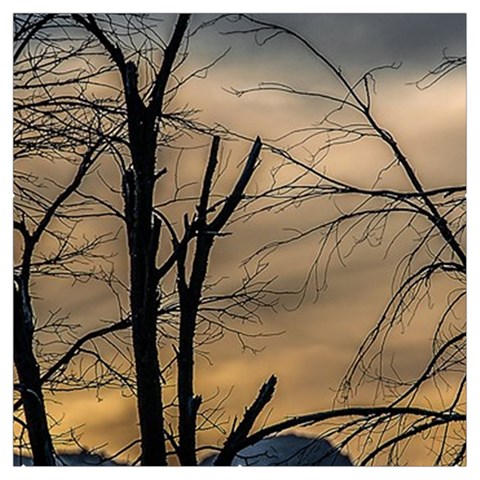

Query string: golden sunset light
[12,10,466,471]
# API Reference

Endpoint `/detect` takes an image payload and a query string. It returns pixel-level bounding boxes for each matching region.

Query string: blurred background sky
[11,10,466,467]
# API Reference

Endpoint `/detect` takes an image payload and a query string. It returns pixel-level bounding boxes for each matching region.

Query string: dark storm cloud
[255,13,466,71]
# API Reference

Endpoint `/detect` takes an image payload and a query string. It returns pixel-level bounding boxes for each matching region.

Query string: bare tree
[13,13,112,465]
[69,13,192,465]
[217,15,466,466]
[14,13,465,467]
[14,13,271,466]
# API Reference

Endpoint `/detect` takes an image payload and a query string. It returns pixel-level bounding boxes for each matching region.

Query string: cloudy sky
[10,11,467,468]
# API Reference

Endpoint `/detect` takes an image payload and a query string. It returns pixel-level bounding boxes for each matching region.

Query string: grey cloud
[241,14,466,72]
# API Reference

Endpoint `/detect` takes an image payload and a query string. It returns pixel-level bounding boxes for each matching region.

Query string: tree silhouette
[13,13,465,467]
[223,15,466,465]
[14,14,114,465]
[14,13,271,466]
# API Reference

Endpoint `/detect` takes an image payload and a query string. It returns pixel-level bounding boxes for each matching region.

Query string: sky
[268,13,466,67]
[4,4,475,478]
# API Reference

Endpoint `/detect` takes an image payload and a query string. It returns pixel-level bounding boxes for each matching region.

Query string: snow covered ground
[200,434,352,466]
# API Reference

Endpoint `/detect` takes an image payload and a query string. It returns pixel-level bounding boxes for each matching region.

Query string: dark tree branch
[14,14,56,62]
[71,14,127,74]
[176,136,219,465]
[209,136,262,232]
[21,140,103,281]
[241,406,464,454]
[360,416,455,466]
[214,375,277,466]
[14,318,132,412]
[148,14,191,118]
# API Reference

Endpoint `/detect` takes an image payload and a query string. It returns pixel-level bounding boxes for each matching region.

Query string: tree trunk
[14,276,55,466]
[72,14,190,465]
[123,129,167,465]
[176,138,220,465]
[177,282,205,466]
[176,136,261,465]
